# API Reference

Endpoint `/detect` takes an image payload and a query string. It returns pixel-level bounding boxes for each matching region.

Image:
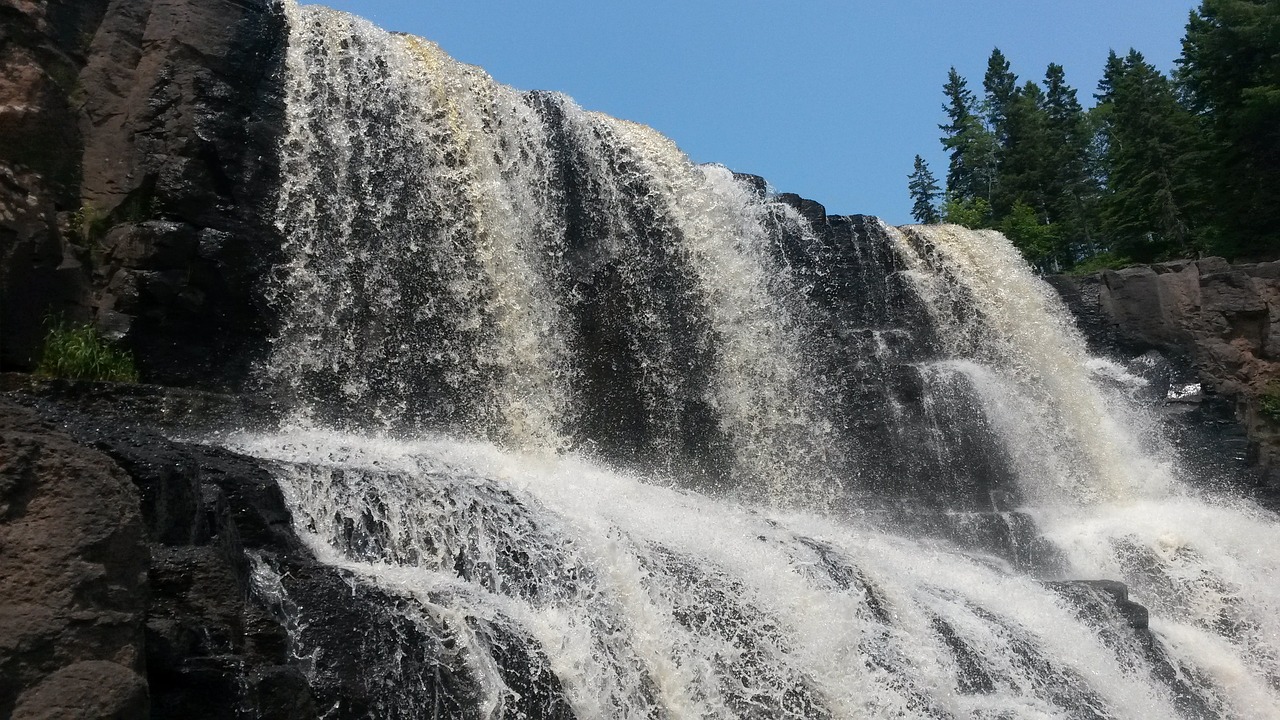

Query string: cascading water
[234,3,1280,717]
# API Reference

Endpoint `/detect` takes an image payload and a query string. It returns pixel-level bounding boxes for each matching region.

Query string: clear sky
[314,1,1200,224]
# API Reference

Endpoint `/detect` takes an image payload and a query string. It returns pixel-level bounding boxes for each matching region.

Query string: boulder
[12,660,148,720]
[0,399,149,718]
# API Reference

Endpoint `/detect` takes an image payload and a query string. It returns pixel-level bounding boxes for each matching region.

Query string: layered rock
[0,0,286,388]
[1051,258,1280,497]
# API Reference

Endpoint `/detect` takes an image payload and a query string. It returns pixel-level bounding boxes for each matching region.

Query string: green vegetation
[1261,382,1280,423]
[909,0,1280,272]
[907,155,942,224]
[942,196,991,229]
[1066,252,1134,276]
[68,202,109,246]
[36,321,139,383]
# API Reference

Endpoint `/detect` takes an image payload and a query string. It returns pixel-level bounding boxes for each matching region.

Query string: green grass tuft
[68,203,110,246]
[1261,382,1280,424]
[36,321,139,383]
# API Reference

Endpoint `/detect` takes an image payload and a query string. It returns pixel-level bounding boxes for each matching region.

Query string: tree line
[908,0,1280,272]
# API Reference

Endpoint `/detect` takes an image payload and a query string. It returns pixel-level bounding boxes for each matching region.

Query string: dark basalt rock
[0,399,149,718]
[0,0,287,390]
[2,379,581,718]
[1045,580,1148,630]
[1,0,110,370]
[1,387,310,719]
[0,165,92,370]
[12,661,150,720]
[1043,579,1217,719]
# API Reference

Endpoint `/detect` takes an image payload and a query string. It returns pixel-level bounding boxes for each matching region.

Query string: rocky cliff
[1050,258,1280,500]
[0,0,286,389]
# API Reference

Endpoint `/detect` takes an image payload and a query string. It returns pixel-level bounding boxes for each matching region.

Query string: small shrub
[68,203,109,246]
[36,321,139,383]
[1261,382,1280,424]
[1068,252,1135,276]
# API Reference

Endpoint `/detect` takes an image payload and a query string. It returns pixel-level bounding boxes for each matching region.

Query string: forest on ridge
[907,0,1280,272]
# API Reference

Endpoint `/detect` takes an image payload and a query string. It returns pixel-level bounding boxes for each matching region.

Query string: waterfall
[269,5,834,503]
[236,3,1280,717]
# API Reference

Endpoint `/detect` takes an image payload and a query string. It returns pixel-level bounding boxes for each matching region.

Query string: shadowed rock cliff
[0,0,286,389]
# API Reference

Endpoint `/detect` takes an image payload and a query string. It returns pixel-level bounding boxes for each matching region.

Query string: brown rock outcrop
[1051,258,1280,493]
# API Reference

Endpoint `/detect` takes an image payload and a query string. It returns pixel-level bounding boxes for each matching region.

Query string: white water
[231,430,1191,719]
[891,224,1280,717]
[271,4,835,502]
[272,5,571,447]
[244,4,1280,717]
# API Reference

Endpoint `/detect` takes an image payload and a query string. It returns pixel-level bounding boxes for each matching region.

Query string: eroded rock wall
[0,0,286,389]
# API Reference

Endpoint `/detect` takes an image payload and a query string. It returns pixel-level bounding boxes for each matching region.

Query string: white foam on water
[228,429,1193,719]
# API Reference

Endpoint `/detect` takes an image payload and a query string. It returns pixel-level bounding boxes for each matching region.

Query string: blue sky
[316,1,1199,224]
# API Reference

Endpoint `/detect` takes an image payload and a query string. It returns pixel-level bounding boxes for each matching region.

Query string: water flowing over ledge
[223,3,1280,717]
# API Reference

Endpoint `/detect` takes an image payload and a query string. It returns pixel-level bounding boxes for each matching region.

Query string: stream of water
[228,5,1280,717]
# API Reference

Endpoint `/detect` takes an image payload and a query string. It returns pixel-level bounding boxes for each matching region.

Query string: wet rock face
[0,0,287,389]
[1051,259,1280,502]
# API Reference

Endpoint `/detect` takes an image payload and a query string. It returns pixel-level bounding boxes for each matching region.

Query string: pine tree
[1096,50,1202,261]
[1089,51,1127,190]
[983,48,1019,142]
[1095,50,1127,101]
[908,155,943,224]
[1178,0,1280,257]
[1043,63,1100,262]
[940,68,997,204]
[994,81,1053,218]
